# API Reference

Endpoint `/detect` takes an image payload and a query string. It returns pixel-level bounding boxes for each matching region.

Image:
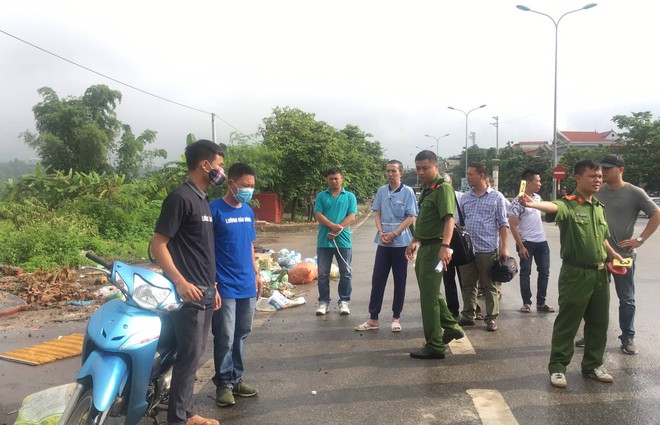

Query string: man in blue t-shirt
[314,167,358,316]
[210,163,263,408]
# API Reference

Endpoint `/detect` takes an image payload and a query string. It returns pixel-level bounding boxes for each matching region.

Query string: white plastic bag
[14,383,77,425]
[267,290,306,310]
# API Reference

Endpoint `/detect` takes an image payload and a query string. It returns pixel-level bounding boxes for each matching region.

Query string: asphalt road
[2,213,660,425]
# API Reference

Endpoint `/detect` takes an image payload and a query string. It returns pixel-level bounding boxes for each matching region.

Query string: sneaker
[621,337,638,355]
[485,319,498,332]
[215,385,235,407]
[584,366,614,383]
[232,379,257,397]
[550,373,567,388]
[575,338,585,348]
[316,303,329,316]
[339,301,350,315]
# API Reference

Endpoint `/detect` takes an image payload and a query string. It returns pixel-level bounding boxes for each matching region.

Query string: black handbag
[450,195,476,266]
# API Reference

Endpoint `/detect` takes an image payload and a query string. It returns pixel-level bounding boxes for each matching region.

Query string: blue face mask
[231,182,254,203]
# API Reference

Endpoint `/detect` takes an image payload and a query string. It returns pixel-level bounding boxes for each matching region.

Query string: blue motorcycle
[60,252,183,425]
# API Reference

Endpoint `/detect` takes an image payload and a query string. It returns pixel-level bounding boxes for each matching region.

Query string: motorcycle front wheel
[65,387,108,425]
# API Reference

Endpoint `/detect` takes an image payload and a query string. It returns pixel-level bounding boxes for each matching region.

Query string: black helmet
[491,257,518,283]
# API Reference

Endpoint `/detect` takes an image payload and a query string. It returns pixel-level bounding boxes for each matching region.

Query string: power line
[0,27,245,135]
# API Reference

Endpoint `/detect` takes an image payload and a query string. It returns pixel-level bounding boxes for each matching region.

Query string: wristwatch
[635,236,644,244]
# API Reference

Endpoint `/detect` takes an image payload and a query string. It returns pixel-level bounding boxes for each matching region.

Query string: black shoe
[410,346,445,359]
[457,317,475,327]
[575,338,585,348]
[442,328,466,344]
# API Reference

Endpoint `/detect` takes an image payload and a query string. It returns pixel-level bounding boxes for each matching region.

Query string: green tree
[259,107,386,219]
[337,125,387,203]
[115,125,166,181]
[260,107,343,220]
[21,85,159,176]
[497,146,551,198]
[612,112,660,191]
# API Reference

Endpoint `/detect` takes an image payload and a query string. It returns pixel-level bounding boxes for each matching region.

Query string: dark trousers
[443,262,462,317]
[369,245,408,320]
[307,204,315,222]
[167,305,214,425]
[518,240,550,306]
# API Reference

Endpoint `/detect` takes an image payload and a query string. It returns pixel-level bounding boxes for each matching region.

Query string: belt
[562,258,605,270]
[419,238,442,247]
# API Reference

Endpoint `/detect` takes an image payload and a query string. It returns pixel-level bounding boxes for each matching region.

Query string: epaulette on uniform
[563,195,577,201]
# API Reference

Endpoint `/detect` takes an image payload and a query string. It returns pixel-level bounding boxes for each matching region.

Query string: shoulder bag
[450,194,476,266]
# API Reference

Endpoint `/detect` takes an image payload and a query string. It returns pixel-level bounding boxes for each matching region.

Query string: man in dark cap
[577,154,660,355]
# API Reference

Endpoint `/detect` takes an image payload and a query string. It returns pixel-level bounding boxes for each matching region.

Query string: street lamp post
[448,105,487,178]
[415,144,434,152]
[424,133,450,157]
[516,3,598,200]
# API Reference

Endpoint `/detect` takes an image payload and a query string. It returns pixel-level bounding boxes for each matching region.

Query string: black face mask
[208,166,226,186]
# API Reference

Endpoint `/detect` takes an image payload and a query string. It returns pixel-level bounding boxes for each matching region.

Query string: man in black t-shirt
[151,139,225,425]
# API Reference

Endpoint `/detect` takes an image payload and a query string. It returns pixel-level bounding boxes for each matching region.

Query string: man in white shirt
[508,169,554,313]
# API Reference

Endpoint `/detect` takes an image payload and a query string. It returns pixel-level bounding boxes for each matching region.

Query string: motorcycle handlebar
[85,251,113,270]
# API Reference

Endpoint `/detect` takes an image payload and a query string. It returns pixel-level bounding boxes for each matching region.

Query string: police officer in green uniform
[522,159,624,388]
[406,150,464,359]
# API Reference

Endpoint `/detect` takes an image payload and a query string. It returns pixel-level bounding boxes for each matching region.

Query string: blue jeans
[613,254,636,339]
[317,247,352,304]
[211,297,256,388]
[517,240,550,306]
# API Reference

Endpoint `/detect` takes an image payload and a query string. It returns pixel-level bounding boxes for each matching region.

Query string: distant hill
[0,159,36,181]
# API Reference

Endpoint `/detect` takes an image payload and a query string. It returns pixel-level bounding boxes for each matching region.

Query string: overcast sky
[2,0,658,169]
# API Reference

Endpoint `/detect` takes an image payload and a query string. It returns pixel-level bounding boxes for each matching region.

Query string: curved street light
[415,144,434,152]
[424,133,451,157]
[516,3,598,199]
[448,105,487,177]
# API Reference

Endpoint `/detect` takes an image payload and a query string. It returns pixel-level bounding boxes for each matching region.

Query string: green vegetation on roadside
[3,84,658,271]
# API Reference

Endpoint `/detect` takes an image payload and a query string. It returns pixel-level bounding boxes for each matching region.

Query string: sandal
[537,304,556,313]
[391,321,402,332]
[355,322,379,331]
[186,415,219,425]
[519,304,531,313]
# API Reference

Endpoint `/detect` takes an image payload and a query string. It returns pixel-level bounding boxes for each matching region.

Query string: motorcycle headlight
[132,274,171,310]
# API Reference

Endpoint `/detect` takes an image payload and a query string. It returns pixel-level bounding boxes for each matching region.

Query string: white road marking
[449,336,476,354]
[467,389,519,425]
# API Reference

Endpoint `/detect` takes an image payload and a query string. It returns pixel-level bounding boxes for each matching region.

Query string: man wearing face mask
[209,163,264,408]
[151,139,224,425]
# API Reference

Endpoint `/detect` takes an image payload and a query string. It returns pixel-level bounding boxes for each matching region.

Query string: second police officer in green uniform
[406,150,465,359]
[522,159,624,388]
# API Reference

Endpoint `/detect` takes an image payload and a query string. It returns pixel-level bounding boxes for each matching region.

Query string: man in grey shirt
[595,154,660,354]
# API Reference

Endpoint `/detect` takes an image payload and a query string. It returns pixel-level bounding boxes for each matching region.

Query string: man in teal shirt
[314,167,358,316]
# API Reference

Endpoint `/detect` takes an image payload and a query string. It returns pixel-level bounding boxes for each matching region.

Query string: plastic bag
[287,262,318,284]
[267,290,306,310]
[14,383,77,425]
[330,264,340,280]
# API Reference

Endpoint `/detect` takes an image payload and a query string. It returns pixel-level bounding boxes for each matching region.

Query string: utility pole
[491,116,499,156]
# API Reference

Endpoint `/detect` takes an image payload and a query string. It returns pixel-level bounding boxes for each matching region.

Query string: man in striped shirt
[458,162,510,332]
